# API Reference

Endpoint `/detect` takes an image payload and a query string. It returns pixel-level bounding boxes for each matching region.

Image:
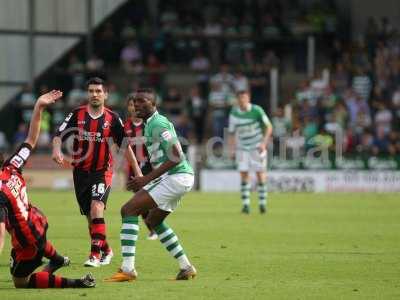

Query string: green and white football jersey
[228,104,272,151]
[144,111,193,175]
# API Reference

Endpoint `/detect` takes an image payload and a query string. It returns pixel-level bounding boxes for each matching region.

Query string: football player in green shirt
[228,90,273,214]
[105,88,196,282]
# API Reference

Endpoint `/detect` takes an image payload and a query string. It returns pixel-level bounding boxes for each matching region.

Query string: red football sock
[28,272,73,288]
[90,218,110,258]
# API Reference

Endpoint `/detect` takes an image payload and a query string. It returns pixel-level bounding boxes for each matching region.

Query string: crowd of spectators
[273,16,400,160]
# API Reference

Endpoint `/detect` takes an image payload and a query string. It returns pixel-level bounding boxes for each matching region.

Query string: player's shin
[258,182,267,212]
[154,222,191,269]
[241,182,251,212]
[90,218,109,259]
[120,216,139,273]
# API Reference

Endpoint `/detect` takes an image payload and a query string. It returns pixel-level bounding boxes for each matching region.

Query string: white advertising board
[200,170,400,193]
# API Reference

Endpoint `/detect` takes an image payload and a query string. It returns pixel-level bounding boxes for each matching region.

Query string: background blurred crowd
[0,0,399,165]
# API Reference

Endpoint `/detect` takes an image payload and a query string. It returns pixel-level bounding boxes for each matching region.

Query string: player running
[105,88,196,282]
[0,90,95,288]
[124,94,157,240]
[228,90,273,214]
[52,77,141,267]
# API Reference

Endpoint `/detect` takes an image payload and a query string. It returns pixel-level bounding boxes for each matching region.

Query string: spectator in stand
[13,123,27,148]
[106,83,123,109]
[19,84,36,107]
[67,54,85,87]
[162,86,184,123]
[357,129,374,155]
[374,103,393,134]
[190,50,211,73]
[187,86,207,144]
[208,82,231,138]
[302,116,319,149]
[210,64,234,95]
[86,54,105,78]
[120,41,142,73]
[392,85,400,121]
[372,126,390,155]
[331,63,350,95]
[388,130,400,155]
[67,83,86,108]
[352,67,372,101]
[232,71,249,93]
[343,127,358,154]
[120,20,136,42]
[145,53,165,90]
[271,106,291,154]
[190,50,211,96]
[333,101,348,129]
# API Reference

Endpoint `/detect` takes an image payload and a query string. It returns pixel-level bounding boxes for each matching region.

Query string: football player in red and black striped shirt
[52,78,141,267]
[0,90,95,288]
[124,94,157,240]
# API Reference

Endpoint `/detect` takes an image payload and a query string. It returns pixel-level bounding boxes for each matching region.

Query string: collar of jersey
[145,110,158,124]
[238,104,252,113]
[86,106,104,119]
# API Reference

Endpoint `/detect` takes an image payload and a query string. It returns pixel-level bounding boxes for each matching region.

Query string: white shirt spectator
[375,107,393,133]
[190,56,210,71]
[352,74,372,101]
[233,74,249,92]
[210,72,234,94]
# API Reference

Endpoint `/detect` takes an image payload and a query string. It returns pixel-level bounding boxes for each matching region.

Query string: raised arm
[25,90,63,149]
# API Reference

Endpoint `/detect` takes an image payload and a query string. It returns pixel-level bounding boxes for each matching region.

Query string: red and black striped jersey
[0,143,48,250]
[124,119,152,176]
[56,105,125,172]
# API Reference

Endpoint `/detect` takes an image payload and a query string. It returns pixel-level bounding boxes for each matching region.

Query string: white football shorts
[143,173,194,212]
[236,149,267,172]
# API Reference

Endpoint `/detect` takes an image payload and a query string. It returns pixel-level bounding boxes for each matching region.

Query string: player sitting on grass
[105,88,196,282]
[0,90,95,288]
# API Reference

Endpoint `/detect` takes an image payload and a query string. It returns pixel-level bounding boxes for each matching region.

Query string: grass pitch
[0,191,399,299]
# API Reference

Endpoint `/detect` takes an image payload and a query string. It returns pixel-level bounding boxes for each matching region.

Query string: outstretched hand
[37,90,63,107]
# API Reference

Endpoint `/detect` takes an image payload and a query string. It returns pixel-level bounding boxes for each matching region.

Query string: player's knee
[90,201,104,216]
[120,203,140,217]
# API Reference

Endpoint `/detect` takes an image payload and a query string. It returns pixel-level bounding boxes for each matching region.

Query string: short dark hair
[86,77,107,90]
[126,93,135,104]
[133,88,156,104]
